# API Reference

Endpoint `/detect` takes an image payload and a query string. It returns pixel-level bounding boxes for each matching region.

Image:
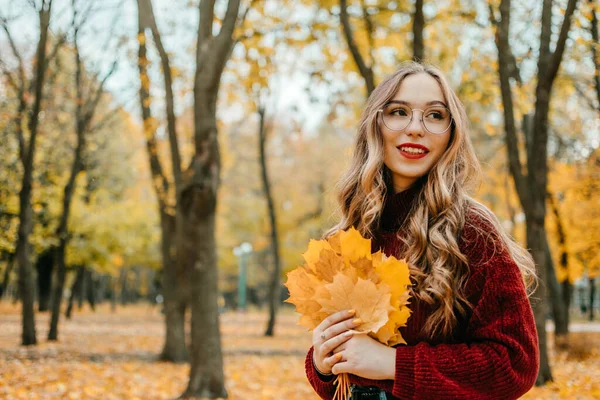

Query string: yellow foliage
[285,227,412,346]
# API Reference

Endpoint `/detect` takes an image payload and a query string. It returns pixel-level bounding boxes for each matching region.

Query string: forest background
[0,0,599,398]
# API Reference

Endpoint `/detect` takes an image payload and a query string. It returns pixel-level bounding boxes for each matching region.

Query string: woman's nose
[405,111,425,137]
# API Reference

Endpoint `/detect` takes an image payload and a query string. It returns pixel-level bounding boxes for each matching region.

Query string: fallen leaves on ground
[0,302,598,399]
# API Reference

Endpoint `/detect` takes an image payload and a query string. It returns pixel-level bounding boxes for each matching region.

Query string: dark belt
[350,384,389,399]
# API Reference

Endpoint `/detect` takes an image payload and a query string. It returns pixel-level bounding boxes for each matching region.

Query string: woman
[305,62,539,399]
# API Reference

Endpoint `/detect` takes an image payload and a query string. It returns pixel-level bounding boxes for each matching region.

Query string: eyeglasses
[378,102,453,134]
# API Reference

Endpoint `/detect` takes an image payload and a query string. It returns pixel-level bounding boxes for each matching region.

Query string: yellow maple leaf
[375,256,411,298]
[339,227,372,266]
[312,248,345,282]
[326,230,343,254]
[302,239,334,271]
[284,268,326,329]
[317,272,393,334]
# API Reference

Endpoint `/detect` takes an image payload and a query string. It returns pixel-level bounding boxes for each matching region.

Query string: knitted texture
[305,186,539,399]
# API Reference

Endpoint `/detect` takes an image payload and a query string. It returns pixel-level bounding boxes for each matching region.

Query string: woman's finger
[320,329,354,356]
[321,317,362,342]
[314,309,355,343]
[331,359,350,375]
[323,352,343,371]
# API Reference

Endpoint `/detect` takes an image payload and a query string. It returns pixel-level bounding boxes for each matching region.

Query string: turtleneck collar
[378,178,425,232]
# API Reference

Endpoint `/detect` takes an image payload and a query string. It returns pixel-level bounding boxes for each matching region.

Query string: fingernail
[344,331,353,337]
[348,309,356,316]
[352,318,362,325]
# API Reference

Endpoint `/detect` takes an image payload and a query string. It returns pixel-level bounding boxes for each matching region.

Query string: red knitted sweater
[305,183,539,399]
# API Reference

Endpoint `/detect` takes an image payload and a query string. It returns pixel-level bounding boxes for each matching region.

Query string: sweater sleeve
[305,346,337,399]
[382,212,539,399]
[388,254,539,399]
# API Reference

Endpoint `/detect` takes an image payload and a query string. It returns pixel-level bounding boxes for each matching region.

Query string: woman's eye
[391,108,409,116]
[427,111,444,120]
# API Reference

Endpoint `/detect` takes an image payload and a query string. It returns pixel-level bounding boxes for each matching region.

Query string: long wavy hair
[324,61,536,338]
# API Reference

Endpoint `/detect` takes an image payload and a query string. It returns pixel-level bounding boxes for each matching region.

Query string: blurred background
[0,0,598,399]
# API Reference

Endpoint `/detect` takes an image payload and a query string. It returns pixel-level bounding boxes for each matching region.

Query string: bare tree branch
[144,0,182,190]
[339,0,375,95]
[0,21,26,86]
[494,0,530,209]
[199,0,216,43]
[359,0,375,68]
[217,0,242,43]
[547,0,579,85]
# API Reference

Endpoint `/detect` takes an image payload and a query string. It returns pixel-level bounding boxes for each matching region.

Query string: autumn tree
[491,0,580,384]
[47,0,118,342]
[0,0,56,346]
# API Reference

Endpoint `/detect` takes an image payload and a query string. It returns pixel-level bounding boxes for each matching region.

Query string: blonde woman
[306,62,539,399]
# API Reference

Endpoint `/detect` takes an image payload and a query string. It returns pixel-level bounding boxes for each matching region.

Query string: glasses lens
[423,107,451,134]
[382,103,411,131]
[381,104,452,134]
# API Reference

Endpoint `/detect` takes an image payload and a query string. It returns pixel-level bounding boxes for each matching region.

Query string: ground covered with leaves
[0,303,598,399]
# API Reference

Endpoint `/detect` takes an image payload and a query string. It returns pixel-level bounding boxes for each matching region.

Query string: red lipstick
[396,143,429,159]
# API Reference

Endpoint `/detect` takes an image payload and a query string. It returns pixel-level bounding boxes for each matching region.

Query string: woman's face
[379,73,452,193]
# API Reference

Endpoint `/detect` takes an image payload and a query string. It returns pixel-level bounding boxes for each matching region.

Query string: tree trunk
[590,278,596,321]
[493,0,579,384]
[1,254,15,298]
[543,236,568,348]
[179,99,227,397]
[525,206,552,384]
[36,248,54,312]
[159,211,189,362]
[136,0,190,363]
[48,243,67,340]
[181,1,242,395]
[85,268,96,311]
[258,107,282,337]
[412,0,424,62]
[66,267,84,319]
[547,192,570,343]
[16,1,54,346]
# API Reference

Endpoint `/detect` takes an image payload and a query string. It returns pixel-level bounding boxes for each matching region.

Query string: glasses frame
[377,103,454,135]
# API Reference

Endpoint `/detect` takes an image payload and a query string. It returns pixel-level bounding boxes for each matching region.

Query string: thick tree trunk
[179,200,226,397]
[412,0,424,62]
[258,107,282,337]
[180,0,242,395]
[180,90,227,397]
[36,248,54,312]
[159,211,188,362]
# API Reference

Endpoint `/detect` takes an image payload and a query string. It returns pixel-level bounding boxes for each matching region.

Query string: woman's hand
[312,309,362,375]
[331,334,396,380]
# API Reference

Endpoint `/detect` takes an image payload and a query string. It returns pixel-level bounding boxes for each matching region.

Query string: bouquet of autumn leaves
[285,227,412,400]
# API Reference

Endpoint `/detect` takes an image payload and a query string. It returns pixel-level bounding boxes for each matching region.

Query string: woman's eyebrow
[387,100,447,107]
